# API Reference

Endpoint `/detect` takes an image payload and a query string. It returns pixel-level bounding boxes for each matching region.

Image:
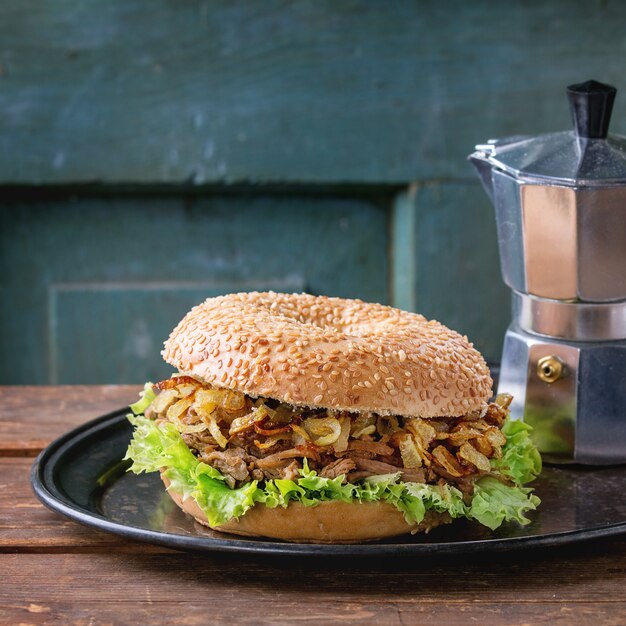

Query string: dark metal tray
[31,408,626,556]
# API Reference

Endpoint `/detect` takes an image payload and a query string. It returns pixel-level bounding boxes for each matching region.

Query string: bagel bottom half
[161,474,451,543]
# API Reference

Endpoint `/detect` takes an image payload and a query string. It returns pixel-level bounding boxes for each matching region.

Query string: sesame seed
[162,291,492,418]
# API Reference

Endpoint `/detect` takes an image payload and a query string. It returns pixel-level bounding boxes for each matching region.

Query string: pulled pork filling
[145,376,512,495]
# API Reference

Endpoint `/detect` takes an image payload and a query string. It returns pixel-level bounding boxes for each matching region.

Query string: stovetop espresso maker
[470,80,626,464]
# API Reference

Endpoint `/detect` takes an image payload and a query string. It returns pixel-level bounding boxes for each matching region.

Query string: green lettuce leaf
[469,476,541,530]
[124,413,259,527]
[129,383,156,415]
[491,418,542,484]
[124,413,541,530]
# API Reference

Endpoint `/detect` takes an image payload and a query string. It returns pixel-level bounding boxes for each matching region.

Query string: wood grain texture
[392,182,509,361]
[0,195,387,384]
[0,457,171,551]
[1,547,625,625]
[1,603,625,626]
[0,386,139,454]
[2,1,626,184]
[2,386,626,624]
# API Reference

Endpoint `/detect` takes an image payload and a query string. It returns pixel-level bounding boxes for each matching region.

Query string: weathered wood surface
[0,386,140,454]
[1,386,626,624]
[2,1,626,185]
[1,458,170,552]
[2,603,625,626]
[1,549,626,625]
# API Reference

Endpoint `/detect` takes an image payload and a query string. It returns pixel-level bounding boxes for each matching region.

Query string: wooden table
[2,386,625,625]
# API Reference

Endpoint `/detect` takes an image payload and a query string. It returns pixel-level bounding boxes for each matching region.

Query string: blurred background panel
[1,1,625,383]
[1,195,387,383]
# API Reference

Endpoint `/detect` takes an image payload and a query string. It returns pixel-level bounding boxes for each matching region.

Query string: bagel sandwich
[125,292,541,542]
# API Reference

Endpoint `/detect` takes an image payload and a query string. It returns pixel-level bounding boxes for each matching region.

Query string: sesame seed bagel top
[161,292,493,418]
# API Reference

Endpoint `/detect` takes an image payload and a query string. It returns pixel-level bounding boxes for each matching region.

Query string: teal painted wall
[2,1,626,184]
[392,183,509,360]
[1,195,388,383]
[1,1,624,383]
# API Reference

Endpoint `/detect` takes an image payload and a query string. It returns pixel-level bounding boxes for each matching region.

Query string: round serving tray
[32,408,626,556]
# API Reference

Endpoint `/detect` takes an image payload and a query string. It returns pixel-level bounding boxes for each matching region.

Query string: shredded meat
[320,458,357,479]
[281,460,300,481]
[255,446,320,469]
[351,457,426,483]
[401,468,427,482]
[346,470,374,482]
[346,465,425,483]
[202,448,250,487]
[146,377,511,492]
[183,432,218,451]
[353,457,405,475]
[251,468,264,481]
[347,440,394,457]
[261,460,302,480]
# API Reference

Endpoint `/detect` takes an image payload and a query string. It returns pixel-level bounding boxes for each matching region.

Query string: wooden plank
[0,549,625,625]
[391,182,509,362]
[0,457,172,551]
[0,386,139,454]
[0,195,388,384]
[2,1,626,184]
[2,545,626,595]
[1,599,625,626]
[5,451,626,621]
[3,385,626,623]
